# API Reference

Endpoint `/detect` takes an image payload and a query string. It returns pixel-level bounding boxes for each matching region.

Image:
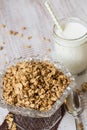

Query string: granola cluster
[81,82,87,92]
[3,60,70,111]
[6,114,16,130]
[76,82,87,94]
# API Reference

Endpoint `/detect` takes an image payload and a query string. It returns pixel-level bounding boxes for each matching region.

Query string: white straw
[45,0,63,32]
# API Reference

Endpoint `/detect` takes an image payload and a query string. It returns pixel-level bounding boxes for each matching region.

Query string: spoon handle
[75,116,84,130]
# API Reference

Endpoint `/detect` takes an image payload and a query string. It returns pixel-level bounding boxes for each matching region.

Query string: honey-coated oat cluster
[6,114,16,130]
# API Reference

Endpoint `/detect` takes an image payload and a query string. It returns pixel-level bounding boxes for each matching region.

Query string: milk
[58,22,87,39]
[53,18,87,74]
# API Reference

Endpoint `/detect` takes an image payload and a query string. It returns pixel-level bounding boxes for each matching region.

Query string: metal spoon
[65,91,84,130]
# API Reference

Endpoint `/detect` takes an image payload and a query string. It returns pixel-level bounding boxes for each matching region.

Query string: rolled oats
[0,46,3,50]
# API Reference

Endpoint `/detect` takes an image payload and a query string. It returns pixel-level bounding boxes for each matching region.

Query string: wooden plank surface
[0,0,54,70]
[0,0,87,69]
[0,0,87,130]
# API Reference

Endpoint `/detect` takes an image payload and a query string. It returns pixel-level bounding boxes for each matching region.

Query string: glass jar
[53,18,87,75]
[0,56,75,130]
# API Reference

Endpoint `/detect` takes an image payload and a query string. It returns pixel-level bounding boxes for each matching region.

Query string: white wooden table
[0,0,87,129]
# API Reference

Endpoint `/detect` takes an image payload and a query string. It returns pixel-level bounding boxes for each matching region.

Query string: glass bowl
[0,55,75,118]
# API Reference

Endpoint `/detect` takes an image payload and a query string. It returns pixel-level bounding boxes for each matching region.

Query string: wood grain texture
[0,0,87,130]
[0,0,54,69]
[0,0,87,68]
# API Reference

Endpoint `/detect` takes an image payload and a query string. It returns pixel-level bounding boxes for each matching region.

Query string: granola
[1,24,6,28]
[0,46,3,50]
[3,60,71,111]
[6,114,17,130]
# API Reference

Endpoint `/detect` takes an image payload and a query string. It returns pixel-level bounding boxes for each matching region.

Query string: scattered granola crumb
[47,38,51,42]
[8,30,14,35]
[22,27,26,30]
[3,60,71,112]
[6,113,17,130]
[0,46,3,50]
[27,36,32,40]
[78,123,83,130]
[13,31,19,36]
[47,48,51,52]
[18,33,23,38]
[81,82,87,92]
[43,37,51,42]
[76,82,87,94]
[25,45,31,48]
[43,37,46,40]
[1,24,6,28]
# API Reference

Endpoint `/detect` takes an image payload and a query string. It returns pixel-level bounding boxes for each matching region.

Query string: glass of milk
[53,17,87,75]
